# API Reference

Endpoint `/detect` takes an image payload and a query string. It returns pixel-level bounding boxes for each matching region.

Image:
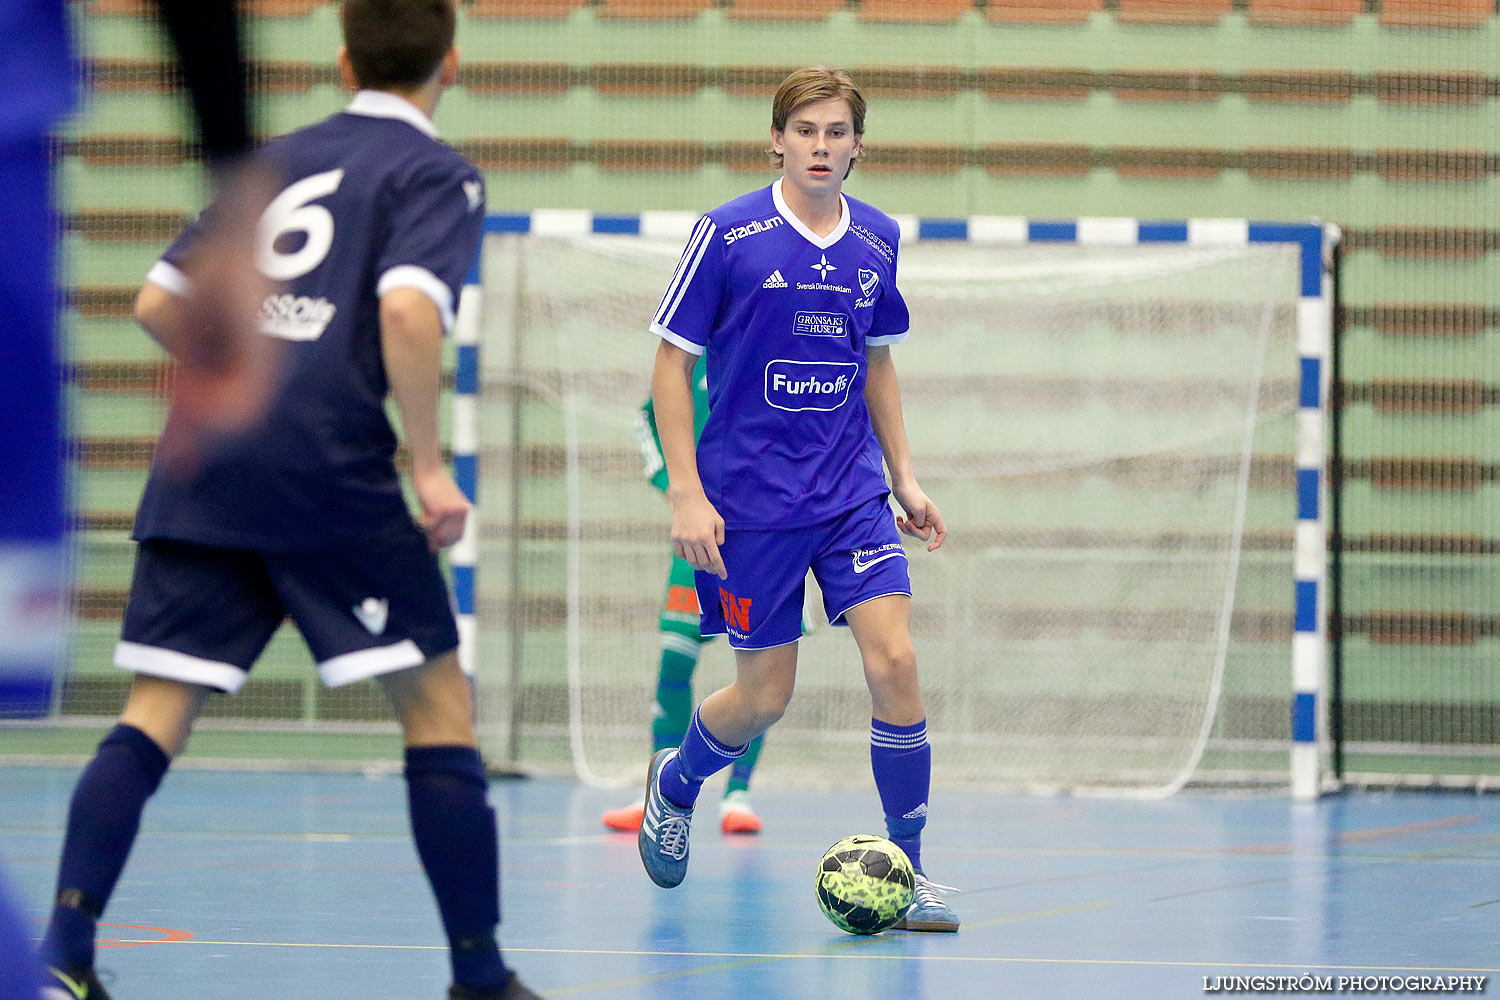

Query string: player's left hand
[414,467,472,551]
[893,484,946,552]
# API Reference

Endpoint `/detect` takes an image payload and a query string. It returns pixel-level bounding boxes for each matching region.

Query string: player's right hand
[413,467,472,552]
[669,491,727,579]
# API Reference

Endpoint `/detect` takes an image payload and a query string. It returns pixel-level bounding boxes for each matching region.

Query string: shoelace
[912,875,960,907]
[656,813,691,860]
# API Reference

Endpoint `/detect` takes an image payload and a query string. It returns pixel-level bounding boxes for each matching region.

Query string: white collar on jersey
[345,90,440,139]
[772,176,850,251]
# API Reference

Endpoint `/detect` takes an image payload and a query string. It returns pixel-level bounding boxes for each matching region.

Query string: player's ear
[439,48,459,88]
[770,126,784,156]
[336,48,358,92]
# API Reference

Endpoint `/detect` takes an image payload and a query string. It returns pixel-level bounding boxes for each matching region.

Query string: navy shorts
[114,524,459,693]
[695,493,912,650]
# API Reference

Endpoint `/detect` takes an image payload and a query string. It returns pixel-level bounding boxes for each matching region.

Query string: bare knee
[862,639,922,722]
[744,681,794,731]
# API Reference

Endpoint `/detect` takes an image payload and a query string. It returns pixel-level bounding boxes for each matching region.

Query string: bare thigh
[378,650,477,748]
[118,674,214,758]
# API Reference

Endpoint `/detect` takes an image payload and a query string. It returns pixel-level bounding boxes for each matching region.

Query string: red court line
[97,922,195,949]
[1333,814,1480,844]
[1232,813,1481,854]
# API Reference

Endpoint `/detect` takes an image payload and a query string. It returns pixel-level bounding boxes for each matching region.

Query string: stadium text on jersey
[721,215,784,245]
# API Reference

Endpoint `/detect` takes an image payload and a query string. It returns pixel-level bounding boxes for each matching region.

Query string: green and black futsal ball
[815,834,915,934]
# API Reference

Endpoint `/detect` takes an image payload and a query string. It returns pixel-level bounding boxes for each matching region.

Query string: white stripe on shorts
[318,639,426,688]
[114,641,247,694]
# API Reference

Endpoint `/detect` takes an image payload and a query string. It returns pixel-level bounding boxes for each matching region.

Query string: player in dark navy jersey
[37,3,543,998]
[637,67,959,932]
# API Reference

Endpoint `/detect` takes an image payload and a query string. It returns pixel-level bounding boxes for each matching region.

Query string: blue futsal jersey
[136,91,485,551]
[650,179,910,530]
[0,0,75,147]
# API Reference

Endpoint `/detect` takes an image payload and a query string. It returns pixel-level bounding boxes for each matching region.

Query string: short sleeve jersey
[639,354,709,494]
[650,178,909,530]
[134,91,485,551]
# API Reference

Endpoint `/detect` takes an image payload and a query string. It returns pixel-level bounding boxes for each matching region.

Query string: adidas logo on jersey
[763,270,788,289]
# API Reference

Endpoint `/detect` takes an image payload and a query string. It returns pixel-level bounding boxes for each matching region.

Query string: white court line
[114,939,1500,973]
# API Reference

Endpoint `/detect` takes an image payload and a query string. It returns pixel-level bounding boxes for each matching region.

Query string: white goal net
[473,229,1302,794]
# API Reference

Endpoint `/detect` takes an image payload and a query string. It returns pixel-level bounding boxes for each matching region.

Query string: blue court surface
[3,766,1498,999]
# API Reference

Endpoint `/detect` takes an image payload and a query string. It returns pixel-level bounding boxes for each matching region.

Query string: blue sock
[726,733,764,793]
[659,707,746,810]
[405,746,509,993]
[42,724,171,971]
[870,718,931,873]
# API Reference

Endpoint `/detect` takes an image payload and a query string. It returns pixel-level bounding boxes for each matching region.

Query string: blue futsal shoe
[893,873,961,932]
[638,748,694,888]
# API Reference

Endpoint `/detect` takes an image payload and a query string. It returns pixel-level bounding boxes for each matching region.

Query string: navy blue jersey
[136,92,484,551]
[650,179,909,529]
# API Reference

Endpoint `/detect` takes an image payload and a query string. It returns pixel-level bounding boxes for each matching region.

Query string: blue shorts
[696,493,911,650]
[114,524,459,693]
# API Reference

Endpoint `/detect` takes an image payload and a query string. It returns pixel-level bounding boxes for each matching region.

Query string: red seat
[1116,0,1232,25]
[242,0,325,13]
[87,0,150,14]
[855,0,974,23]
[598,0,715,17]
[1379,0,1491,27]
[729,0,844,19]
[985,0,1102,23]
[466,0,586,16]
[1248,0,1361,26]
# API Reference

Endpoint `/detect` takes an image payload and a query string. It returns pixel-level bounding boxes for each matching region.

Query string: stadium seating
[88,0,328,13]
[459,63,573,95]
[985,0,1102,22]
[467,0,587,16]
[597,0,715,18]
[1116,0,1233,25]
[1375,71,1489,105]
[1378,0,1492,28]
[1109,69,1224,102]
[1248,0,1362,27]
[728,0,845,19]
[855,0,975,23]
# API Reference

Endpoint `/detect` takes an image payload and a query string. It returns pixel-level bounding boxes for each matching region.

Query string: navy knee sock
[42,723,171,971]
[405,745,509,993]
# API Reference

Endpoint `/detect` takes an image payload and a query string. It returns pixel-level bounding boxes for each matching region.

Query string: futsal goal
[463,214,1335,799]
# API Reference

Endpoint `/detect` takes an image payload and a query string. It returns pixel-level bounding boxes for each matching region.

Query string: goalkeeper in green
[602,355,772,835]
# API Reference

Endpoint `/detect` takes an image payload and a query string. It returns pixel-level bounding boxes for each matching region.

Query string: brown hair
[341,0,456,91]
[769,66,866,172]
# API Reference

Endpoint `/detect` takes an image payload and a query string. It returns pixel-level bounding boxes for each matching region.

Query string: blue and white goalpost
[455,213,1336,799]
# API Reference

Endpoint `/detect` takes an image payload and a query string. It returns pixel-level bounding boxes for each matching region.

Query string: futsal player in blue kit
[638,66,959,932]
[5,3,272,995]
[35,2,543,997]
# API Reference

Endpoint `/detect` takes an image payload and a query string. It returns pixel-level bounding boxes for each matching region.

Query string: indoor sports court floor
[3,765,1497,999]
